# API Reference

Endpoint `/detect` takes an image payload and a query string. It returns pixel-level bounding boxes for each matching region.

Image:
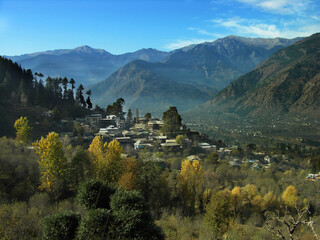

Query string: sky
[0,0,320,56]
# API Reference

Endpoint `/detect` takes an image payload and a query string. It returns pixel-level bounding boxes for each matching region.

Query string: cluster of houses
[227,152,284,170]
[306,173,320,181]
[75,113,217,153]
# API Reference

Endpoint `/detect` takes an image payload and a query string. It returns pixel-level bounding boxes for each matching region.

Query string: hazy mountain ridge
[199,33,320,118]
[91,60,213,114]
[91,35,302,113]
[7,46,170,85]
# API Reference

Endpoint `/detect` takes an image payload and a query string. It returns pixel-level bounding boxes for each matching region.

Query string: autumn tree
[118,157,140,190]
[88,136,104,179]
[231,186,242,217]
[175,134,186,145]
[14,116,32,143]
[104,139,123,183]
[33,132,67,197]
[177,159,204,216]
[282,185,299,208]
[88,137,122,183]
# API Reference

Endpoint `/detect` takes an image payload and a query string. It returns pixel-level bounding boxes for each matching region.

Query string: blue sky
[1,0,320,55]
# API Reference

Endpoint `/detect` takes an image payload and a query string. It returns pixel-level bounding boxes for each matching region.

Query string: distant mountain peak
[74,45,108,55]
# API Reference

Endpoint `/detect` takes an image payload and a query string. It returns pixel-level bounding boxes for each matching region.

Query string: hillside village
[59,107,293,173]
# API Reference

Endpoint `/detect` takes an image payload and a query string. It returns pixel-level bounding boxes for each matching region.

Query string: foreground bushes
[41,179,164,240]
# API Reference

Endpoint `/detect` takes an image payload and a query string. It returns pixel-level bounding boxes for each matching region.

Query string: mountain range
[195,33,320,118]
[8,46,170,85]
[6,35,305,115]
[90,36,302,114]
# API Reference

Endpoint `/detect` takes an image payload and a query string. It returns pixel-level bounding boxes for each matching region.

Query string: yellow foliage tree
[118,157,139,190]
[105,139,122,183]
[282,185,299,207]
[262,191,279,211]
[33,132,67,194]
[88,137,122,183]
[242,184,257,205]
[88,136,104,178]
[178,160,204,215]
[231,186,242,216]
[14,116,32,143]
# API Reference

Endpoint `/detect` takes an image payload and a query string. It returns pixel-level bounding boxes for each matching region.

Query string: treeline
[0,56,92,110]
[0,56,94,137]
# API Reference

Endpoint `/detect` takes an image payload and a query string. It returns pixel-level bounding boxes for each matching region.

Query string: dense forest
[0,56,92,138]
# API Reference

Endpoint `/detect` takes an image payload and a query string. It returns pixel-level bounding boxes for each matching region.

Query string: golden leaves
[14,116,32,143]
[33,132,66,192]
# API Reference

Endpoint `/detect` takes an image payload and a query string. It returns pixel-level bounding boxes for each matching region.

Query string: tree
[104,139,123,183]
[265,204,316,240]
[162,106,182,137]
[175,134,186,145]
[86,96,92,109]
[85,90,92,109]
[118,157,140,191]
[127,109,133,123]
[42,211,80,240]
[106,98,125,118]
[62,77,68,100]
[178,159,204,216]
[76,179,115,210]
[88,137,122,183]
[76,84,86,107]
[69,78,75,92]
[282,185,299,208]
[14,116,32,143]
[110,189,164,240]
[77,209,114,240]
[144,112,151,120]
[204,152,219,166]
[33,132,67,195]
[203,190,232,238]
[88,136,104,179]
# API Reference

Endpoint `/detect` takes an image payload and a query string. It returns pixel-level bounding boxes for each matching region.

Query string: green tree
[14,116,32,143]
[110,189,164,240]
[86,90,92,109]
[76,179,115,210]
[127,108,133,123]
[162,106,182,137]
[203,190,232,239]
[106,98,125,118]
[33,132,67,196]
[42,211,80,240]
[77,209,114,240]
[144,112,152,120]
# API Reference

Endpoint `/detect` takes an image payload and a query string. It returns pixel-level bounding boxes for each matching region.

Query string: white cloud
[236,0,310,15]
[212,17,281,38]
[188,27,222,37]
[164,38,215,50]
[212,16,320,39]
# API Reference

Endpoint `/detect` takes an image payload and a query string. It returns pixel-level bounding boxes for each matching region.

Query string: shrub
[110,190,164,240]
[41,211,80,240]
[76,179,115,210]
[77,208,114,240]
